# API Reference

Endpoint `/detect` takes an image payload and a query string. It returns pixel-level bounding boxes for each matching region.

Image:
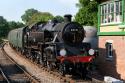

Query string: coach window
[105,42,113,60]
[100,0,122,25]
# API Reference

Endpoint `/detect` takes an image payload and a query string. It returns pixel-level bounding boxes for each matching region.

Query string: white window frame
[100,0,122,25]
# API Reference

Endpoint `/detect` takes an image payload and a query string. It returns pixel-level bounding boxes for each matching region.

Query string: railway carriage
[8,29,18,48]
[8,27,28,51]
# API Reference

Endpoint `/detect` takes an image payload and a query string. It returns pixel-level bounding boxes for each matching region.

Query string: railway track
[0,67,10,83]
[36,63,103,83]
[34,64,92,83]
[3,42,104,83]
[0,43,40,83]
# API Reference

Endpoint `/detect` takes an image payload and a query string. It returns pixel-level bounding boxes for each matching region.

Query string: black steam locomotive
[8,15,96,78]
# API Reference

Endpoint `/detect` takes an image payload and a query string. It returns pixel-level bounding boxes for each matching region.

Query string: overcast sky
[0,0,78,22]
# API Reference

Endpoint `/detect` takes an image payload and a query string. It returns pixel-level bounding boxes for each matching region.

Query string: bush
[0,38,2,44]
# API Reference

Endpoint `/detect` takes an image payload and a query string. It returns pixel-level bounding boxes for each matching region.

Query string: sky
[0,0,78,22]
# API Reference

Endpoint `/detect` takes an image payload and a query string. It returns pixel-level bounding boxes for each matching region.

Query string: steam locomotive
[8,14,96,78]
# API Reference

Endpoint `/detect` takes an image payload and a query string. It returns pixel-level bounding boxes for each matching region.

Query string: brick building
[98,0,125,80]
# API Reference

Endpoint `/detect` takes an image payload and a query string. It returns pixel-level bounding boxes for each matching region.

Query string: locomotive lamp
[60,49,67,56]
[88,49,95,55]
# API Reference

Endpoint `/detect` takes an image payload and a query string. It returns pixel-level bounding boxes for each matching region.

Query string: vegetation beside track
[0,38,2,44]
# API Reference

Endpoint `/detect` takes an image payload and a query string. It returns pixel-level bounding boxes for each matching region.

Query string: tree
[0,38,2,44]
[8,21,17,29]
[0,16,9,37]
[21,8,38,24]
[21,8,54,25]
[26,12,54,25]
[8,21,24,30]
[54,15,64,22]
[75,0,99,27]
[16,22,24,28]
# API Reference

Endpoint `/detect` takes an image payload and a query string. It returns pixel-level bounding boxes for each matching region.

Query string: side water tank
[83,26,98,49]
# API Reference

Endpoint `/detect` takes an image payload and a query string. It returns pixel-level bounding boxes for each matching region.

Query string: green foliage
[21,8,54,25]
[27,12,53,25]
[0,16,9,37]
[21,8,38,24]
[0,38,2,44]
[54,15,64,22]
[8,21,24,30]
[0,39,1,42]
[16,22,24,28]
[75,0,99,27]
[0,16,24,39]
[0,38,3,44]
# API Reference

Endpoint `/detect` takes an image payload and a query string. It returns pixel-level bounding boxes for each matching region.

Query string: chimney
[64,14,72,22]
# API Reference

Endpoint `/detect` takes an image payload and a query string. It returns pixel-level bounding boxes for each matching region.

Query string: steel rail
[0,67,10,83]
[1,42,40,83]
